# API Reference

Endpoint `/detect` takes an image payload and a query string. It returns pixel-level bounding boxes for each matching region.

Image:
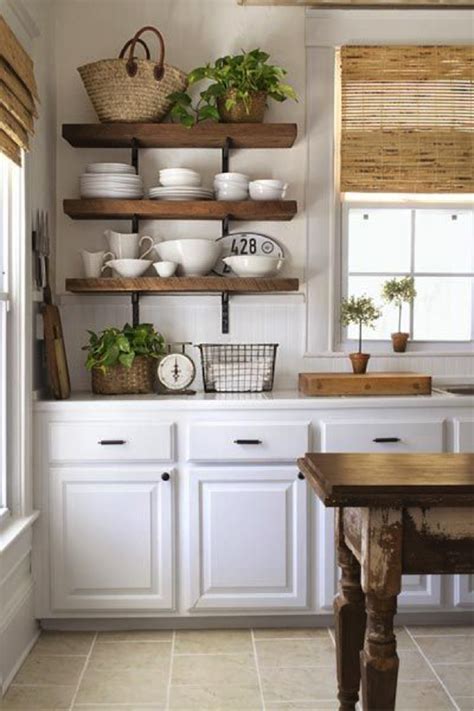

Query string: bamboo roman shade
[0,15,39,165]
[340,45,474,193]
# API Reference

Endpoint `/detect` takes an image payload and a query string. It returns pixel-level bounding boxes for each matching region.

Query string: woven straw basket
[92,356,156,395]
[78,26,187,123]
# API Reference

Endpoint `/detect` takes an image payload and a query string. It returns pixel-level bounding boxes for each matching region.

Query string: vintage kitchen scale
[156,342,197,395]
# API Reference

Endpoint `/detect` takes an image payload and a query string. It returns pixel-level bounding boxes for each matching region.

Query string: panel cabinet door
[318,418,443,610]
[453,418,474,607]
[50,468,174,612]
[187,467,308,611]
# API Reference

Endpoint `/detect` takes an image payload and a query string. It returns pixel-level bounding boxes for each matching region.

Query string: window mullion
[409,209,416,338]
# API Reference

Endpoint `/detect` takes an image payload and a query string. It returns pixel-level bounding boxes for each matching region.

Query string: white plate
[213,233,285,276]
[80,176,143,184]
[86,163,136,174]
[80,191,144,198]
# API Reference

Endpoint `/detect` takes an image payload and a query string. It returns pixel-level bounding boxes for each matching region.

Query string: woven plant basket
[78,26,187,123]
[92,356,156,395]
[217,90,267,124]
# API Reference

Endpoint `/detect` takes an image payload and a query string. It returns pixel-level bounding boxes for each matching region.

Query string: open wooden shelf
[65,276,299,294]
[62,123,297,149]
[63,199,297,221]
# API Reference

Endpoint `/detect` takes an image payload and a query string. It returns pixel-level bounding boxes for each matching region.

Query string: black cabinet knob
[298,472,305,480]
[161,472,170,481]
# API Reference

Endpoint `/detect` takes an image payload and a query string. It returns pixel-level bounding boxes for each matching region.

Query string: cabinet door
[319,418,443,610]
[188,467,308,611]
[50,468,174,611]
[453,418,474,607]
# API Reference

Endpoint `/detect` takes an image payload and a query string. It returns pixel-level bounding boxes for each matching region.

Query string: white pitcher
[104,230,155,259]
[81,250,114,278]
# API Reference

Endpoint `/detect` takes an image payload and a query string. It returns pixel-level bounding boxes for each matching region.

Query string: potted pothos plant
[340,295,381,374]
[83,323,166,395]
[382,276,417,353]
[168,49,297,126]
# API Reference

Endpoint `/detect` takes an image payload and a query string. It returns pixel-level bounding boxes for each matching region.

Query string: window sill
[0,511,40,554]
[304,350,474,358]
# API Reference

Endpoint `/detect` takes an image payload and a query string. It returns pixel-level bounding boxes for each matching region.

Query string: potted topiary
[83,323,166,395]
[382,276,417,353]
[340,295,381,374]
[168,49,297,126]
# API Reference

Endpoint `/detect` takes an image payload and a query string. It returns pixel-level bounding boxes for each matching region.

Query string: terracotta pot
[217,90,267,123]
[391,332,409,353]
[349,352,370,374]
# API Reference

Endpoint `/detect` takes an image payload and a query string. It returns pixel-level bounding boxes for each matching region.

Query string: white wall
[53,0,473,390]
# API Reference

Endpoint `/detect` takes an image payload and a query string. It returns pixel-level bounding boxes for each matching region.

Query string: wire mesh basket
[197,344,278,393]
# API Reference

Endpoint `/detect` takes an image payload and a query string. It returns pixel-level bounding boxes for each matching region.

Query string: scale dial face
[157,353,196,391]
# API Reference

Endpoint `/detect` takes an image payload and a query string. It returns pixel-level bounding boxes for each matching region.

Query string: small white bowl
[103,259,152,278]
[215,186,248,202]
[153,261,177,277]
[223,255,284,278]
[252,179,287,189]
[160,175,202,188]
[214,172,249,185]
[249,180,288,201]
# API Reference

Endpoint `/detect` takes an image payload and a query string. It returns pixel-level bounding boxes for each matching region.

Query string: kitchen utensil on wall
[81,249,115,278]
[223,255,284,278]
[213,233,284,276]
[103,258,152,278]
[156,343,196,395]
[104,230,156,259]
[78,25,187,123]
[197,343,278,394]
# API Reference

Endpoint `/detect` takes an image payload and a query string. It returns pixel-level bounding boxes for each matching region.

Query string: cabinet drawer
[48,421,174,463]
[188,421,309,462]
[321,419,444,453]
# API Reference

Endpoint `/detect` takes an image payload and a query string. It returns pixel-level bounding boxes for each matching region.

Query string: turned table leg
[334,509,367,711]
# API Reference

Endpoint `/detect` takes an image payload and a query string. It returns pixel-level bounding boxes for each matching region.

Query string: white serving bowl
[215,185,248,202]
[156,239,221,277]
[223,255,284,278]
[249,180,288,201]
[159,171,202,188]
[104,259,152,278]
[214,172,249,185]
[153,261,177,277]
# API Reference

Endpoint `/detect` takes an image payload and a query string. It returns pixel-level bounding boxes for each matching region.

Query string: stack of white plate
[80,163,143,199]
[149,186,213,201]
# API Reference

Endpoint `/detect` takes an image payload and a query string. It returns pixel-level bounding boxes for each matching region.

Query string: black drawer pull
[372,437,401,443]
[98,439,127,446]
[298,472,305,480]
[161,472,170,481]
[233,439,262,445]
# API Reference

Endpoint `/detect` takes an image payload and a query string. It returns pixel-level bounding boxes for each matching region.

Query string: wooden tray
[298,372,432,397]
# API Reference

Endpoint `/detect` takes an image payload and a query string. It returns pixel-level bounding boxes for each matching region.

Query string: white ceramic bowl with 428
[156,239,222,276]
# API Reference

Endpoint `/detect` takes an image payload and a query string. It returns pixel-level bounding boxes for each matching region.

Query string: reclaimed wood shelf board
[63,199,297,221]
[298,372,432,397]
[65,276,300,293]
[62,123,298,149]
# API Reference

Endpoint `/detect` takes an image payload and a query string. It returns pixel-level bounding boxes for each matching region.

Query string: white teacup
[153,261,177,277]
[81,249,114,278]
[104,230,156,259]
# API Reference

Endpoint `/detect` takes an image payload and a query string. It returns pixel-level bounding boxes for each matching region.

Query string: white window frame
[304,7,474,357]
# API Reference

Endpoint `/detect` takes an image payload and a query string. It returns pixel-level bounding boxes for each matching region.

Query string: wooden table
[298,453,474,711]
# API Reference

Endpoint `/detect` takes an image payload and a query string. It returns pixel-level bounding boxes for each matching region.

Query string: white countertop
[34,388,474,411]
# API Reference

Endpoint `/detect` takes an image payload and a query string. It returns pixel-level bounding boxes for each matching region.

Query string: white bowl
[153,261,177,277]
[104,259,152,278]
[215,186,248,202]
[214,172,249,185]
[249,181,288,201]
[223,255,284,278]
[156,239,221,277]
[251,179,287,189]
[159,169,202,187]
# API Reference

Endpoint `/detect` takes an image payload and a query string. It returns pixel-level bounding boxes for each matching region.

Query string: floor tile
[169,682,262,709]
[398,649,436,682]
[254,628,332,640]
[255,639,336,668]
[75,667,169,705]
[89,641,171,670]
[395,681,454,710]
[172,653,258,686]
[395,627,416,650]
[260,667,338,703]
[13,654,85,686]
[416,636,474,664]
[452,697,474,710]
[434,663,474,697]
[96,629,173,642]
[0,684,75,709]
[74,706,164,710]
[32,631,95,656]
[409,626,474,637]
[266,703,338,710]
[174,629,253,654]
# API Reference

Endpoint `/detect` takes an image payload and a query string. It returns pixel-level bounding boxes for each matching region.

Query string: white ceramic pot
[104,230,156,259]
[156,239,222,277]
[249,180,288,201]
[103,259,152,278]
[223,255,284,278]
[81,250,115,278]
[153,261,177,277]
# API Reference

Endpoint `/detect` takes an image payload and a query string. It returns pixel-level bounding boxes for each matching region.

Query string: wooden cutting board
[42,303,71,400]
[298,372,432,397]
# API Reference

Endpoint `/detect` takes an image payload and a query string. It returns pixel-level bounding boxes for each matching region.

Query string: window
[341,200,474,347]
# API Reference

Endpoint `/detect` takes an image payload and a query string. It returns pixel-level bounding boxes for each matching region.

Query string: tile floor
[1,626,473,710]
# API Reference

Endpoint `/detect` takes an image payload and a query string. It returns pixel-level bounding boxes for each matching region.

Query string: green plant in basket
[168,48,297,127]
[83,323,165,373]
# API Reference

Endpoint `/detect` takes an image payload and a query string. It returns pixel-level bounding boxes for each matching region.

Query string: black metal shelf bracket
[221,291,230,334]
[131,291,140,327]
[131,213,139,234]
[131,137,139,173]
[222,137,231,173]
[222,214,230,237]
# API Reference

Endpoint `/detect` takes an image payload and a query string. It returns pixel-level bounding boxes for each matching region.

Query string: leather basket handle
[125,25,165,81]
[119,37,151,60]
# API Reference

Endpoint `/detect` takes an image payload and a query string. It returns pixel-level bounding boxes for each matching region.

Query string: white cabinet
[187,466,308,611]
[50,467,174,612]
[452,417,474,607]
